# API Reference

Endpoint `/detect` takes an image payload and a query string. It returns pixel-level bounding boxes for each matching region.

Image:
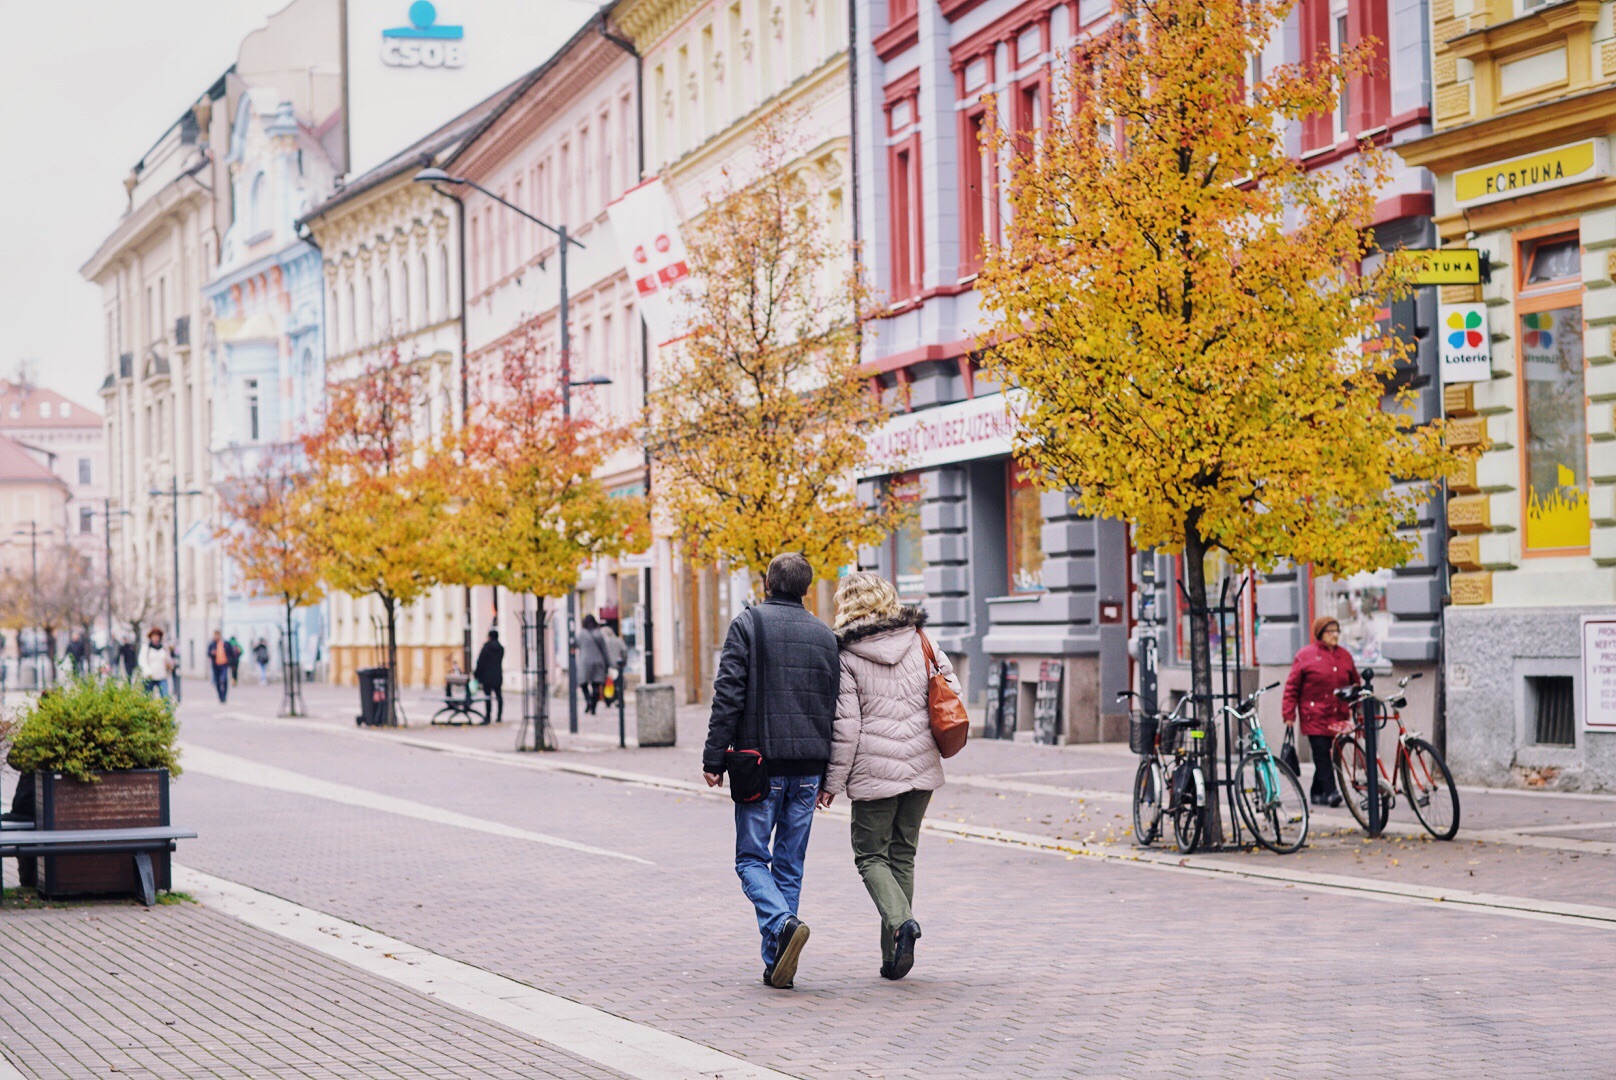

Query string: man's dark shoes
[763,965,791,989]
[890,920,921,980]
[879,960,897,980]
[769,917,810,989]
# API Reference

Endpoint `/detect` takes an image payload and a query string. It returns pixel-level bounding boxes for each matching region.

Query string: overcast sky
[0,2,293,409]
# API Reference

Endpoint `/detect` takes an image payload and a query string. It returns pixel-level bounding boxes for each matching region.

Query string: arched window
[250,172,269,234]
[363,278,374,345]
[399,261,411,331]
[346,282,357,351]
[328,284,340,349]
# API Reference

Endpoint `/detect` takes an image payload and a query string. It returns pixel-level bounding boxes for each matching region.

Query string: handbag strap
[918,629,940,676]
[747,605,769,752]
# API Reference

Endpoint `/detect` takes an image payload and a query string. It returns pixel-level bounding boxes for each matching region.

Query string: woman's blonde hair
[833,571,901,630]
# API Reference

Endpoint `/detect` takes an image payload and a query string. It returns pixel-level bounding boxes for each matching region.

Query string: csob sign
[1582,617,1616,732]
[382,1,465,68]
[860,390,1025,477]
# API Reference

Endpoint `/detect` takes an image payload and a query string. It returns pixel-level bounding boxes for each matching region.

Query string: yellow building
[1397,0,1616,787]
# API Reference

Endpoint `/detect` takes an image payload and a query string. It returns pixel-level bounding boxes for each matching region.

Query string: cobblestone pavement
[114,685,1616,1077]
[0,902,631,1080]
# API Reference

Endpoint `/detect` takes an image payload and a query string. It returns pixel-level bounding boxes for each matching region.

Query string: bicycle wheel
[1401,737,1461,840]
[1132,759,1164,846]
[1332,734,1392,833]
[1235,752,1309,854]
[1172,766,1203,854]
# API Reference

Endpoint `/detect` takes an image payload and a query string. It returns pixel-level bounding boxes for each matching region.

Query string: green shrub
[7,677,181,784]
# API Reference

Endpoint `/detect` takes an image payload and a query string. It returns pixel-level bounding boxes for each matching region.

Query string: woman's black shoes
[890,920,921,980]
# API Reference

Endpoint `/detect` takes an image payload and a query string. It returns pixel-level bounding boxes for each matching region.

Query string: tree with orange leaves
[976,0,1469,839]
[451,325,650,600]
[644,107,905,590]
[215,447,325,716]
[299,352,454,723]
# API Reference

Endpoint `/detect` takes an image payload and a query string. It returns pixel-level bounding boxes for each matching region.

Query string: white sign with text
[607,179,696,346]
[860,390,1025,477]
[1582,616,1616,731]
[1439,303,1492,384]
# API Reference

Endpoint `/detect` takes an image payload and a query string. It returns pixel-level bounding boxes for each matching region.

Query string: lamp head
[412,167,461,185]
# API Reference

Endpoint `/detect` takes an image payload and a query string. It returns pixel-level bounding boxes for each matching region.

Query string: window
[1330,0,1349,139]
[39,401,50,418]
[959,100,995,275]
[1517,232,1588,552]
[380,270,393,335]
[439,245,452,317]
[251,171,268,234]
[513,178,525,264]
[399,261,411,329]
[80,507,94,535]
[77,457,91,486]
[1313,569,1393,668]
[420,252,431,324]
[346,283,357,349]
[1007,461,1046,594]
[887,473,925,602]
[887,85,923,300]
[1527,676,1575,745]
[245,378,261,442]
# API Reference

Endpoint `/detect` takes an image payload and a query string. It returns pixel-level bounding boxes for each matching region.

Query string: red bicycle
[1330,671,1460,840]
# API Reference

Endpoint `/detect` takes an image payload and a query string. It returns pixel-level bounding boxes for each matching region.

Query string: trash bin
[356,666,392,727]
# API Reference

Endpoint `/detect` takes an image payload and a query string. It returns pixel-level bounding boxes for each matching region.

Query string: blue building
[203,85,340,677]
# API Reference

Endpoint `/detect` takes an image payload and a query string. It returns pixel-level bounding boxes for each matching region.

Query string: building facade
[617,0,855,702]
[204,80,340,672]
[0,381,108,593]
[1397,0,1616,789]
[447,17,648,689]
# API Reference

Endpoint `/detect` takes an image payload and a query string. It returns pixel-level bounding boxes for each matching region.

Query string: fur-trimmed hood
[835,605,928,666]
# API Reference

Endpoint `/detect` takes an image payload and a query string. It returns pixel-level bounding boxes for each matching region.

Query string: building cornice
[616,0,706,48]
[80,177,210,283]
[1395,83,1616,174]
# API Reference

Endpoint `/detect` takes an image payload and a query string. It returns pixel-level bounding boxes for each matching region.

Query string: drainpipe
[598,15,659,687]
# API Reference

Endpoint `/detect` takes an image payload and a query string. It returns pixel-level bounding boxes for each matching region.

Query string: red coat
[1281,642,1359,736]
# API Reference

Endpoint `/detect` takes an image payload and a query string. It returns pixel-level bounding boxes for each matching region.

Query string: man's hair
[487,629,499,641]
[765,552,814,600]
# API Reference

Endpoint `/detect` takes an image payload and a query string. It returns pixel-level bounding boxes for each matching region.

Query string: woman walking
[820,572,958,980]
[1281,616,1360,808]
[577,615,610,715]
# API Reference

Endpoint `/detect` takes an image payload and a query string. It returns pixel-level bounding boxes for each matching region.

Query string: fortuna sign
[1454,139,1608,208]
[382,1,465,68]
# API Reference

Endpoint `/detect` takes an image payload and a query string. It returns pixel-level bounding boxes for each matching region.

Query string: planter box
[26,769,171,899]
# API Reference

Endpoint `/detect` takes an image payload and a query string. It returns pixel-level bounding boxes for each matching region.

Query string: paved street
[2,682,1614,1077]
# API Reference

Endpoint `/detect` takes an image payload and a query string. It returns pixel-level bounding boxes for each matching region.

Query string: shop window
[1517,232,1588,552]
[887,473,925,602]
[1313,570,1393,668]
[1007,461,1046,594]
[1527,675,1575,746]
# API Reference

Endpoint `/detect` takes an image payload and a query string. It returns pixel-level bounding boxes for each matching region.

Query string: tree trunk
[1182,518,1224,846]
[282,601,303,718]
[382,594,400,727]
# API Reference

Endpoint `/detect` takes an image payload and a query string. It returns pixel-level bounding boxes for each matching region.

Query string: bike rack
[1177,573,1255,851]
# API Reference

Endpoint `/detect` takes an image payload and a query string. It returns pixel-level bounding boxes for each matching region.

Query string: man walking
[702,553,839,990]
[473,629,505,724]
[208,631,232,703]
[253,638,271,685]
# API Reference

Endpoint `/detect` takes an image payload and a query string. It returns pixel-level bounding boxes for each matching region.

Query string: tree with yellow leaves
[299,353,454,723]
[977,0,1468,837]
[644,108,905,590]
[216,447,326,716]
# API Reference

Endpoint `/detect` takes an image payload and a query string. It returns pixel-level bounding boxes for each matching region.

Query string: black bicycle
[1124,692,1209,854]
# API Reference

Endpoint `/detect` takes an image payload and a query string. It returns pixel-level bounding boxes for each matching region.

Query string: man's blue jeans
[734,774,819,966]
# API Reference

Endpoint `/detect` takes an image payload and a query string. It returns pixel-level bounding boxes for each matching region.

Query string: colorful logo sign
[1522,311,1554,349]
[382,2,465,67]
[1439,303,1491,384]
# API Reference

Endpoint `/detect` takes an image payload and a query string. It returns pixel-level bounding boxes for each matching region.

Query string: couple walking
[702,553,960,990]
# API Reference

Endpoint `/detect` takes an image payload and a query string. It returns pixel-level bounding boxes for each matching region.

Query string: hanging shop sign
[1582,616,1616,731]
[859,389,1026,476]
[1405,248,1489,286]
[607,178,695,347]
[1454,139,1609,209]
[1438,302,1492,384]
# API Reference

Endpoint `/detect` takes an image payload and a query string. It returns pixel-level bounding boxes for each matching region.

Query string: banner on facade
[607,178,695,346]
[1438,303,1492,384]
[859,390,1025,477]
[1454,139,1609,209]
[1583,617,1616,731]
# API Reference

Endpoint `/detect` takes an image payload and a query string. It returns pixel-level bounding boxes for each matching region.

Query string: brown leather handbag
[918,631,969,758]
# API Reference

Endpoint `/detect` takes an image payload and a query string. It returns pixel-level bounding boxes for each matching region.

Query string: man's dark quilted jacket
[702,596,839,777]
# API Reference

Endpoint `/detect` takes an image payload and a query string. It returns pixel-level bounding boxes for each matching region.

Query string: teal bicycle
[1222,682,1309,854]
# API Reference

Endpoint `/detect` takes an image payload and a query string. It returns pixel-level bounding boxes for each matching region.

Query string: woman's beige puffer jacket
[825,606,961,802]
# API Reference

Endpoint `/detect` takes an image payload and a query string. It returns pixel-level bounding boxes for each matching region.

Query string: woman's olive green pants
[850,789,932,962]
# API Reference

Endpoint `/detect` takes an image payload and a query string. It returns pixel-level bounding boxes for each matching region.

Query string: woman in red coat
[1281,617,1360,807]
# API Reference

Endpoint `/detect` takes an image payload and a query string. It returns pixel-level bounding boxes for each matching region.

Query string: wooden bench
[0,826,197,907]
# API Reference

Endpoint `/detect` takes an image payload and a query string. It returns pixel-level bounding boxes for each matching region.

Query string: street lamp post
[149,480,203,701]
[93,500,133,665]
[414,167,609,738]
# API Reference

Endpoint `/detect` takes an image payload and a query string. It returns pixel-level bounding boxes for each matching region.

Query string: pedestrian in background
[702,553,839,990]
[1281,616,1359,808]
[577,615,610,715]
[253,639,270,685]
[209,631,233,703]
[822,572,956,981]
[118,636,138,680]
[474,629,505,724]
[139,628,173,699]
[64,631,88,676]
[228,635,243,684]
